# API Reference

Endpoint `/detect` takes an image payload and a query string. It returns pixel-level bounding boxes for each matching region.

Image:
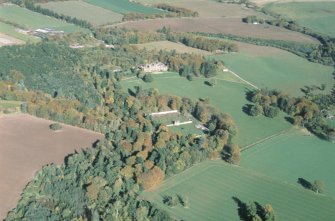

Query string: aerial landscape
[0,0,334,220]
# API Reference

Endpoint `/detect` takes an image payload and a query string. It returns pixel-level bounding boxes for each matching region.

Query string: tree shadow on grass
[242,104,253,116]
[297,178,313,190]
[245,88,255,102]
[232,196,249,221]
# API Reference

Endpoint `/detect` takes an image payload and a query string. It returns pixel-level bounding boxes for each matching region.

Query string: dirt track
[0,114,104,219]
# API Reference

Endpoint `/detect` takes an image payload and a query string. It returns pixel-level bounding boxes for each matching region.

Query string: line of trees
[122,3,199,21]
[159,27,238,53]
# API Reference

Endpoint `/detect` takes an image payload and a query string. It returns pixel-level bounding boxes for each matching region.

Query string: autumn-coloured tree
[138,166,165,189]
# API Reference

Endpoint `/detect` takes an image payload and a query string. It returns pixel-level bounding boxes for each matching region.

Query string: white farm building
[141,62,168,73]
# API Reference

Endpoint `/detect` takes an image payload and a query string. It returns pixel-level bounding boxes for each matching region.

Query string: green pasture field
[142,160,335,221]
[84,0,163,14]
[0,5,87,33]
[264,2,335,37]
[122,72,291,146]
[39,1,123,26]
[0,100,22,109]
[0,22,39,43]
[133,41,211,56]
[213,47,334,96]
[241,128,335,198]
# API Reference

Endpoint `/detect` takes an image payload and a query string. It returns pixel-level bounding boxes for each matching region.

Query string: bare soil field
[0,33,24,47]
[169,0,269,18]
[251,0,335,6]
[0,114,104,219]
[115,17,317,43]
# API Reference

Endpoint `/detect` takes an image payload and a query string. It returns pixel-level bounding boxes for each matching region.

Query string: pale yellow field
[133,40,212,55]
[0,33,24,47]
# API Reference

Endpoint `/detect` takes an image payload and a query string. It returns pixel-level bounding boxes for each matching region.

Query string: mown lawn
[122,72,291,146]
[0,5,87,33]
[84,0,162,14]
[264,2,335,37]
[39,1,123,26]
[241,128,335,198]
[142,160,335,221]
[213,49,334,96]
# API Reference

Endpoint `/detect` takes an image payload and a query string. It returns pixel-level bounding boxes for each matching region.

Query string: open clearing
[213,43,334,96]
[142,160,335,221]
[133,41,211,55]
[0,5,87,33]
[122,72,292,146]
[115,17,317,43]
[0,114,104,219]
[241,128,335,198]
[84,0,162,14]
[264,1,335,37]
[39,1,123,26]
[0,33,24,47]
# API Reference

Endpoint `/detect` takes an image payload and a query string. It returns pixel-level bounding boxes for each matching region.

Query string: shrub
[143,74,154,83]
[49,123,62,131]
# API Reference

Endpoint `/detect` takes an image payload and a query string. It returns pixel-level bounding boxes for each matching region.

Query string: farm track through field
[241,128,292,151]
[227,69,259,89]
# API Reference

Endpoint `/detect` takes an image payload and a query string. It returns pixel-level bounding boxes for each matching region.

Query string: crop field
[169,0,269,18]
[133,41,211,55]
[241,128,335,198]
[84,0,162,14]
[250,0,335,6]
[142,160,335,221]
[39,1,123,26]
[122,72,291,146]
[264,2,335,37]
[0,5,87,33]
[213,44,334,96]
[116,17,317,43]
[0,22,39,43]
[0,114,103,219]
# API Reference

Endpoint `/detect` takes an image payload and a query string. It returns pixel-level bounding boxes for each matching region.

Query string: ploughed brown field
[0,114,104,219]
[0,33,24,47]
[168,0,269,18]
[114,17,317,43]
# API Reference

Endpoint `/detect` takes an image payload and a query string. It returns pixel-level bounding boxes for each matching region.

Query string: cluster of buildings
[32,28,64,38]
[140,62,168,73]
